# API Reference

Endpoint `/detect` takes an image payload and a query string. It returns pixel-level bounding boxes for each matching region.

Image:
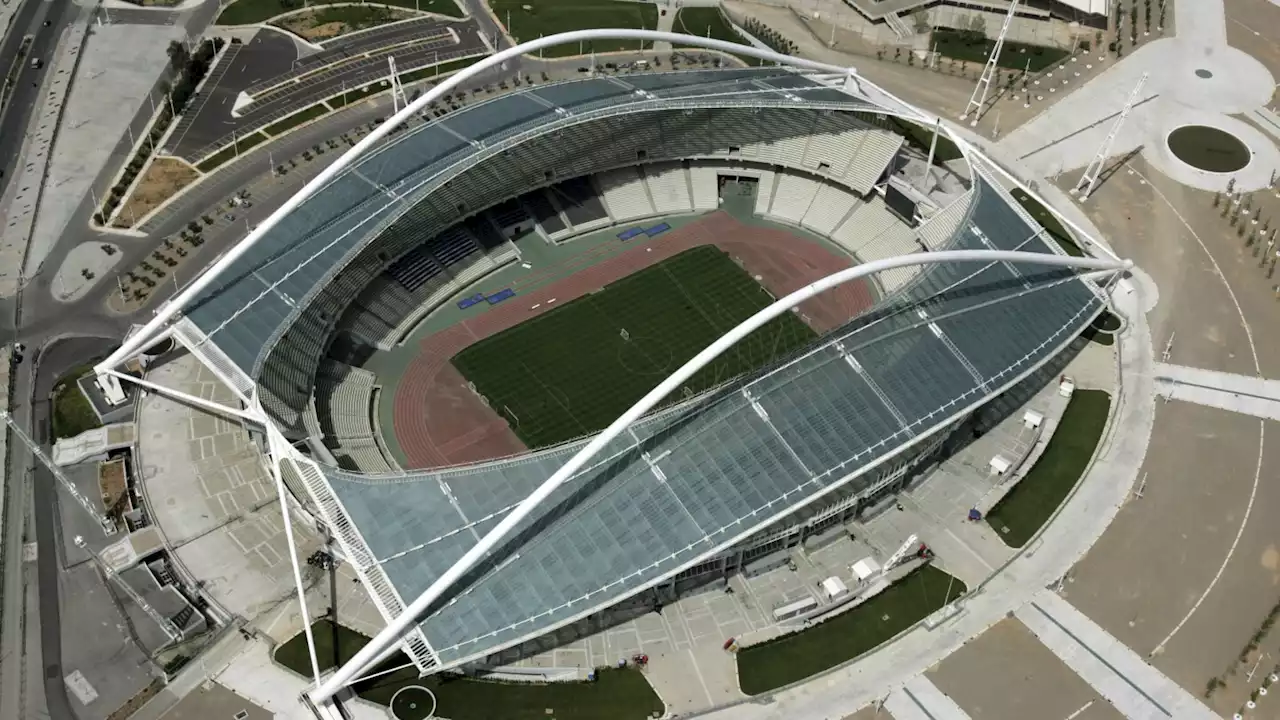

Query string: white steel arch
[91,30,857,377]
[311,248,1130,706]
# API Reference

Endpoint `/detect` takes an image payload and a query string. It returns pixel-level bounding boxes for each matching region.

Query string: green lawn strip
[397,54,483,84]
[1010,188,1083,257]
[52,364,102,440]
[932,27,1069,72]
[489,0,658,58]
[671,7,762,66]
[195,131,268,172]
[737,565,967,695]
[985,389,1111,547]
[452,246,816,449]
[263,103,329,136]
[219,0,461,25]
[274,620,663,720]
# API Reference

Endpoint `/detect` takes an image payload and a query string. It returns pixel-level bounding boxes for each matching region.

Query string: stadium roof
[99,40,1124,690]
[179,67,888,396]
[319,175,1105,671]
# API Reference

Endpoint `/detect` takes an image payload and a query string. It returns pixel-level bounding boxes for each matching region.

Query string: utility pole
[388,56,407,113]
[1073,73,1148,199]
[960,0,1021,124]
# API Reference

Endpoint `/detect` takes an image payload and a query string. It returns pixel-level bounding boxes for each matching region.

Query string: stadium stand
[753,170,777,216]
[314,361,377,440]
[548,176,611,233]
[850,200,925,293]
[845,131,903,194]
[801,181,862,236]
[768,173,822,224]
[331,437,395,474]
[598,167,658,222]
[917,189,977,250]
[521,190,567,237]
[831,196,903,256]
[643,163,694,214]
[690,165,719,211]
[488,200,534,239]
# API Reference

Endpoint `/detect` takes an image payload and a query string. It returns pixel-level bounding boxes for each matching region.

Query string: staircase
[884,12,913,39]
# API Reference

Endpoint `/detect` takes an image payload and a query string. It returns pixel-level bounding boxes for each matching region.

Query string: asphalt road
[171,17,487,161]
[0,0,76,197]
[30,338,116,720]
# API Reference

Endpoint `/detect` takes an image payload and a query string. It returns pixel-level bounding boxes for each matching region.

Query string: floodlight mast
[90,30,856,378]
[309,249,1130,708]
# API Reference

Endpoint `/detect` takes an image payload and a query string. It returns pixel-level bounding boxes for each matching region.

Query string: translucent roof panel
[322,176,1104,670]
[186,69,859,383]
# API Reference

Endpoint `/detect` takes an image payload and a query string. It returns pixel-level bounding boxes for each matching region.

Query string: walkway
[1153,363,1280,420]
[1016,590,1217,720]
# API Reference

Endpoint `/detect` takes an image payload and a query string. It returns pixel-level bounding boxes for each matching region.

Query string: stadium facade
[97,31,1127,709]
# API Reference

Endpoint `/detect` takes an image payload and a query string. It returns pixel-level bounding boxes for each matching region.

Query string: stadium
[94,30,1127,714]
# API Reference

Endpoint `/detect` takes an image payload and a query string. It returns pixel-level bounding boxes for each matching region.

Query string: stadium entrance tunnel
[1166,125,1251,173]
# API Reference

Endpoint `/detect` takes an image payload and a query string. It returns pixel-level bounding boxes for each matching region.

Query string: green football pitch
[452,246,818,449]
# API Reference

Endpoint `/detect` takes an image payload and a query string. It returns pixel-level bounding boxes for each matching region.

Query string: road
[0,0,76,198]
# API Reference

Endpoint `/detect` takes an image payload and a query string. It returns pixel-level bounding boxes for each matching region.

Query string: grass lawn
[489,0,658,58]
[1011,188,1083,257]
[195,131,268,172]
[452,246,817,449]
[274,620,664,720]
[737,565,967,695]
[932,27,1069,72]
[985,389,1111,547]
[219,0,460,25]
[264,103,329,136]
[52,365,102,440]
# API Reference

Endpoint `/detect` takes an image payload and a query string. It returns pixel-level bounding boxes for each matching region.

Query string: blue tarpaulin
[457,293,485,309]
[486,288,516,304]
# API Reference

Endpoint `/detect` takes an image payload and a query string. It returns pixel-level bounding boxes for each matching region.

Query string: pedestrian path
[1015,590,1218,720]
[885,675,972,720]
[1153,362,1280,420]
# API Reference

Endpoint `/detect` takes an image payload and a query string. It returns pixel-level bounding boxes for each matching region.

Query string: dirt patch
[114,157,199,228]
[99,458,129,519]
[276,7,414,42]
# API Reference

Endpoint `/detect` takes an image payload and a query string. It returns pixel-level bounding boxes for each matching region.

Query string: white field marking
[1133,168,1263,656]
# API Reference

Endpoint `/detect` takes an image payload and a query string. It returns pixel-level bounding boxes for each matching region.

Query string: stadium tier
[164,67,1107,676]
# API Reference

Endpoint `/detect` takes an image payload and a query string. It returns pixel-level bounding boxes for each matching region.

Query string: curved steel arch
[312,248,1131,703]
[94,30,858,376]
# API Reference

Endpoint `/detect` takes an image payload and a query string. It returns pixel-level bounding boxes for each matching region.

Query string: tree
[166,40,189,74]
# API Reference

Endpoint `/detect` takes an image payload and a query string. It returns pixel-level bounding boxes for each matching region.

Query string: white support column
[1072,73,1148,200]
[388,56,408,113]
[265,423,324,686]
[920,116,941,192]
[960,0,1021,124]
[103,368,262,425]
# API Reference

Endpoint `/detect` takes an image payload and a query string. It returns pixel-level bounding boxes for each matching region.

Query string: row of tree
[740,18,796,56]
[96,38,226,226]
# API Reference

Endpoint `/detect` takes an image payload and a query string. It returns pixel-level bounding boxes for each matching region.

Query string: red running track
[393,211,876,470]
